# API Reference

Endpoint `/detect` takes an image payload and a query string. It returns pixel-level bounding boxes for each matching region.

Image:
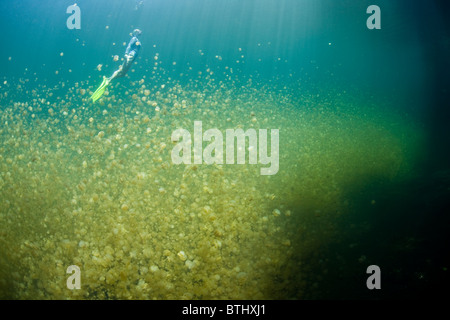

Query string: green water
[0,74,425,299]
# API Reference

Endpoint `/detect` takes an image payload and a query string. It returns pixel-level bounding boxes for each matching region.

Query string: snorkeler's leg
[108,65,124,82]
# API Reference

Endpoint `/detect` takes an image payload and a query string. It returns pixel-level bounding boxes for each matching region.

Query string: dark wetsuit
[112,35,141,79]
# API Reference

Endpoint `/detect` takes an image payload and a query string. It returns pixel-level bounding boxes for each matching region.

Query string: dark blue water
[1,0,444,93]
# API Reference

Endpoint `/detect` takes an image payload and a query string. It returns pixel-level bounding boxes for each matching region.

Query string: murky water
[0,72,424,299]
[1,0,449,299]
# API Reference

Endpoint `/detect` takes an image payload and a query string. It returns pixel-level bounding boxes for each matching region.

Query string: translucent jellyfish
[177,251,187,261]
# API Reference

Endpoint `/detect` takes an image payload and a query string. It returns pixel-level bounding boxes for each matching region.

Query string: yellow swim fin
[90,77,110,103]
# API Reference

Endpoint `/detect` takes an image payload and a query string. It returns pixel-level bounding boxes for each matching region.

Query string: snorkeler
[90,29,142,103]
